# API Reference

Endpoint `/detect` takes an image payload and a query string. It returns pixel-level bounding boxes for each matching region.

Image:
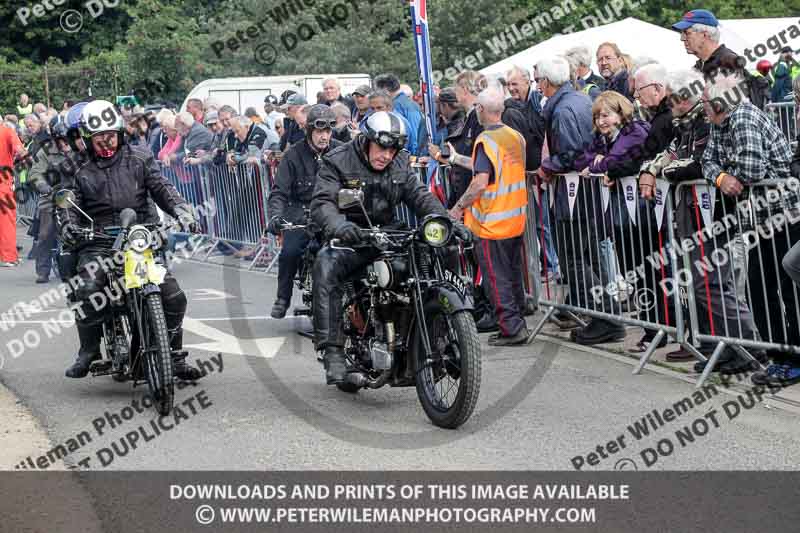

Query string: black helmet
[363,111,407,150]
[305,104,337,136]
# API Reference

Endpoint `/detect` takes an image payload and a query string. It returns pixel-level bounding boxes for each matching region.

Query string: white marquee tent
[480,17,799,77]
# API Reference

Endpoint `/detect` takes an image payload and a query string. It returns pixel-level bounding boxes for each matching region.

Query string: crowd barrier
[527,172,800,387]
[528,173,689,373]
[11,168,38,223]
[765,101,798,149]
[676,178,800,386]
[159,160,280,271]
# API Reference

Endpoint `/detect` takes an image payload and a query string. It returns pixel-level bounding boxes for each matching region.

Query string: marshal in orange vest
[464,125,527,240]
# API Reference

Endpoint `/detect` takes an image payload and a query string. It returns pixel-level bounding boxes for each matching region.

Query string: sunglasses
[312,119,337,130]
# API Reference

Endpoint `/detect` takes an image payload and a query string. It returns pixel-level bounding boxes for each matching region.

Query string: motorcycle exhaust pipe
[345,370,391,389]
[345,372,368,388]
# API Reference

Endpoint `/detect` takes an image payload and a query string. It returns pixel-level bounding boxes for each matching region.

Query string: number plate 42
[124,249,166,289]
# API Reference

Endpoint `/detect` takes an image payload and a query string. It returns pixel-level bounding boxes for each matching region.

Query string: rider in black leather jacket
[57,100,203,381]
[310,111,450,385]
[266,105,342,319]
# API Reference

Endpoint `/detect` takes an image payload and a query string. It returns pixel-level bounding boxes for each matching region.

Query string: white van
[180,74,372,114]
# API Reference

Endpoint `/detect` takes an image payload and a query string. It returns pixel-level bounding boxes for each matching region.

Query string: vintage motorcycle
[55,190,188,415]
[273,209,318,320]
[326,189,482,429]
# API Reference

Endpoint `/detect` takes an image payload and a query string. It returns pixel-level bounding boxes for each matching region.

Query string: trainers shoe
[751,364,800,387]
[488,327,532,346]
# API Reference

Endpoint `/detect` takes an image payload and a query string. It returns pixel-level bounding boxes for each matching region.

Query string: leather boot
[324,346,347,385]
[65,322,103,378]
[170,329,205,381]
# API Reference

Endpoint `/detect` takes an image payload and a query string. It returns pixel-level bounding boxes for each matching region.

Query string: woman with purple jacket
[574,91,652,350]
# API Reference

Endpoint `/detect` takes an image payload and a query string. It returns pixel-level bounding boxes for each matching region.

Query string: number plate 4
[124,250,166,289]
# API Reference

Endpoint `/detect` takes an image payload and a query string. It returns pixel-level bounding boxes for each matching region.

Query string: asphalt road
[2,248,800,471]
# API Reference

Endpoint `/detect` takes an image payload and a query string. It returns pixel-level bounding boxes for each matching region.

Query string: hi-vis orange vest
[464,125,527,239]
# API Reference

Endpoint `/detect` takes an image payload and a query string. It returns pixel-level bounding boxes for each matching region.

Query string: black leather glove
[334,221,362,245]
[453,222,473,244]
[267,216,283,236]
[174,204,199,233]
[60,222,79,244]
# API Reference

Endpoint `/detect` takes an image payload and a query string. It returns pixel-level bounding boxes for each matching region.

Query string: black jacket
[694,44,745,79]
[268,138,343,225]
[311,135,447,236]
[504,97,545,171]
[60,144,186,230]
[609,96,674,179]
[446,108,482,208]
[603,69,633,101]
[232,123,268,163]
[279,118,305,151]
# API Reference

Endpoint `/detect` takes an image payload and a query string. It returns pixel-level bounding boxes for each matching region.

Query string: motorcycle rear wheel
[415,310,481,429]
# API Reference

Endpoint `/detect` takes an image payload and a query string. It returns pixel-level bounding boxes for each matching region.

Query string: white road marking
[191,288,236,301]
[182,317,286,358]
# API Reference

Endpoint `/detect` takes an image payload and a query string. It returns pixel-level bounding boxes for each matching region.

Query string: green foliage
[2,0,800,114]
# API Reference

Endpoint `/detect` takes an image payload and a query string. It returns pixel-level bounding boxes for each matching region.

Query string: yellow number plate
[425,224,445,243]
[124,250,166,289]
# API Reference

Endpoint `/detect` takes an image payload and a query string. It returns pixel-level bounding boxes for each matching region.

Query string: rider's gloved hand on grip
[267,216,283,236]
[174,204,199,234]
[334,221,363,245]
[60,222,79,244]
[453,222,473,243]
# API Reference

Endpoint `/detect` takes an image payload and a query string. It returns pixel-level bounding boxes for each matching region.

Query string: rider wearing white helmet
[58,100,203,381]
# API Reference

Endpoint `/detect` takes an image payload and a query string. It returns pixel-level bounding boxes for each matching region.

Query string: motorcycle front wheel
[142,293,174,415]
[414,310,481,429]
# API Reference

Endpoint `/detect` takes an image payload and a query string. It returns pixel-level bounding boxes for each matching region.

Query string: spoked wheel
[142,293,174,415]
[415,310,481,429]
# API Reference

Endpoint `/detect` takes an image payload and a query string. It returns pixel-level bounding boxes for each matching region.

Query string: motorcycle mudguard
[423,282,474,316]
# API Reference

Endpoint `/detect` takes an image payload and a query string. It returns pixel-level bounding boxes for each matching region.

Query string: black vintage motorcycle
[55,190,185,415]
[273,209,317,320]
[326,189,482,429]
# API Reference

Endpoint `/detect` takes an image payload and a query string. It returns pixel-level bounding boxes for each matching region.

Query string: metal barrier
[12,170,38,223]
[159,160,279,271]
[529,172,800,386]
[676,178,800,387]
[528,172,700,373]
[765,101,798,148]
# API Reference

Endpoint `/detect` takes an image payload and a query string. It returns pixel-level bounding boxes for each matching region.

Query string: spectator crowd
[4,8,800,385]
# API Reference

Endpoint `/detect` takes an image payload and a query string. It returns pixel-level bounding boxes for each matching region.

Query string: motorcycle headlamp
[127,225,152,253]
[420,215,453,248]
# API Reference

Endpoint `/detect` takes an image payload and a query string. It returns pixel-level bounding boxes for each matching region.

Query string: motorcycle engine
[369,338,392,370]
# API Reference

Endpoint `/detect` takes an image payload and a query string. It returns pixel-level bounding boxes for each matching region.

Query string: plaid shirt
[702,101,800,229]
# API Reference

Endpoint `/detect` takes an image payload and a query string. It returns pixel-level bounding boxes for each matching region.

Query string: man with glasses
[672,9,768,109]
[596,42,633,101]
[267,105,344,319]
